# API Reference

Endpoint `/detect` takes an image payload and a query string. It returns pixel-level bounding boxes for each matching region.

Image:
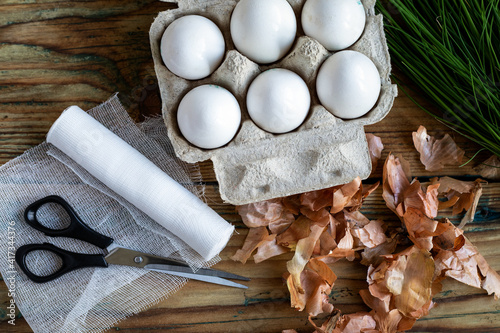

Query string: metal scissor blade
[145,264,248,289]
[190,267,250,281]
[104,247,249,289]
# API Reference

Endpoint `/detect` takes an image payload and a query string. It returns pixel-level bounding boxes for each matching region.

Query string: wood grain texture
[1,1,499,332]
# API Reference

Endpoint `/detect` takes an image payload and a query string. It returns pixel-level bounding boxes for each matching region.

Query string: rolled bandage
[47,106,234,261]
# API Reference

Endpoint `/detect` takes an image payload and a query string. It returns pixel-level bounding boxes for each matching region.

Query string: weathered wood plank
[0,0,176,164]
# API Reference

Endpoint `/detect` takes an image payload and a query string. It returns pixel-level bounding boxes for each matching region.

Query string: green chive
[376,0,500,157]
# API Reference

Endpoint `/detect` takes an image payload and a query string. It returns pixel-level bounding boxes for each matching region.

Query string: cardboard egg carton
[150,0,397,205]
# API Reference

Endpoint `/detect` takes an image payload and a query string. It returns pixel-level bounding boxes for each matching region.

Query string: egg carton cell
[150,0,397,205]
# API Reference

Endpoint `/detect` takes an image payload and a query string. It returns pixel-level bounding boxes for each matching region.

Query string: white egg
[230,0,297,64]
[160,15,225,80]
[177,85,241,149]
[316,50,381,119]
[247,69,311,134]
[302,0,366,51]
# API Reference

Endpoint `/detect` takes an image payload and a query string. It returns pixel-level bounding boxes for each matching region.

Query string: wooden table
[1,1,499,332]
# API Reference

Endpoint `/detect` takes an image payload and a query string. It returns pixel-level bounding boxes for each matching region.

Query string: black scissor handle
[24,195,114,249]
[15,243,108,283]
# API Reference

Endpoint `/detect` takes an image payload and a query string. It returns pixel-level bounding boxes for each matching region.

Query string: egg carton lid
[151,0,397,205]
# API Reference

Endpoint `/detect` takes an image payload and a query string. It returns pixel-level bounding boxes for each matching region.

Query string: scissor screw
[134,256,144,263]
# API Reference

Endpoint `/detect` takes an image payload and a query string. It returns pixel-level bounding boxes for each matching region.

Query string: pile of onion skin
[231,127,500,333]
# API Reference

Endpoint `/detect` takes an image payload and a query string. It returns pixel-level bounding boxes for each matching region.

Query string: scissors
[15,195,249,288]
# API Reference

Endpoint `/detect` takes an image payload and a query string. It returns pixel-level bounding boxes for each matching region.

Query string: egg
[247,69,310,134]
[301,0,366,51]
[177,85,241,149]
[230,0,297,64]
[316,50,381,119]
[160,15,225,80]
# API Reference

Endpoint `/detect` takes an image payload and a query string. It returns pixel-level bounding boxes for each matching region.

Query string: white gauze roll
[47,105,234,261]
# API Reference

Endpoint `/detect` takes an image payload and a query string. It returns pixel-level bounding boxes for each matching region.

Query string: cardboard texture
[150,0,397,205]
